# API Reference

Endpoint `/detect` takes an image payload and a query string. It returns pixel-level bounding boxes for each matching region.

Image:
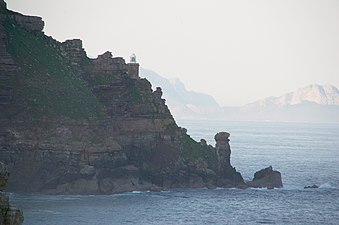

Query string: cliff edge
[0,0,249,194]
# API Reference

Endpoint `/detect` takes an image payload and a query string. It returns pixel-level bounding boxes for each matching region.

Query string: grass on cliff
[84,72,116,86]
[181,134,219,168]
[4,18,106,120]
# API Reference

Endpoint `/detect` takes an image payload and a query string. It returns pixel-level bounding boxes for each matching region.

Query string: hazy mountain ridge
[239,84,339,123]
[141,68,339,123]
[247,84,339,107]
[140,68,220,119]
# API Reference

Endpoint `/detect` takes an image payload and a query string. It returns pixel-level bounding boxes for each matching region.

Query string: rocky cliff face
[0,1,247,194]
[0,162,24,225]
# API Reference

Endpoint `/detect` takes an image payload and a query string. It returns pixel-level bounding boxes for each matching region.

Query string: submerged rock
[247,166,283,189]
[304,184,319,189]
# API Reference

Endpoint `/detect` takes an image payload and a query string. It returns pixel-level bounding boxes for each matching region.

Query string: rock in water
[247,166,283,189]
[0,162,24,225]
[304,184,319,189]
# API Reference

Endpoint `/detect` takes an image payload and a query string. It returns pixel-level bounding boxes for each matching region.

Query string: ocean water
[10,121,339,225]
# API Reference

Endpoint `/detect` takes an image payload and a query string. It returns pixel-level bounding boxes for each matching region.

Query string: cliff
[0,1,246,194]
[0,162,24,225]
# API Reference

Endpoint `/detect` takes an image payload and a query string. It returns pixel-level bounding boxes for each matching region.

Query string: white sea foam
[281,184,304,191]
[319,182,336,189]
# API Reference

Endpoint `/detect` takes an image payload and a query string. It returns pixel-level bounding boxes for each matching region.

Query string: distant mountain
[140,68,339,123]
[140,68,220,119]
[231,84,339,123]
[246,84,339,107]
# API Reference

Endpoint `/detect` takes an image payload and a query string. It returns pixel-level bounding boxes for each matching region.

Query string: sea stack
[215,132,231,167]
[214,132,244,186]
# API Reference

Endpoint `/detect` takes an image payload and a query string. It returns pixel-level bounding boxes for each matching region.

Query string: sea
[9,120,339,225]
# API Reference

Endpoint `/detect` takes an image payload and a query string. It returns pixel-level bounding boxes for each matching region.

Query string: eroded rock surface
[247,166,283,189]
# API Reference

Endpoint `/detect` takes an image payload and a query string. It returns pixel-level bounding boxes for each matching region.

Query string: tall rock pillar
[214,132,243,184]
[215,132,231,167]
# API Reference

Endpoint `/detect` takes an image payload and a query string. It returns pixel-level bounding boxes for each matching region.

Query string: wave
[281,184,304,190]
[119,189,171,195]
[319,182,336,189]
[35,209,61,215]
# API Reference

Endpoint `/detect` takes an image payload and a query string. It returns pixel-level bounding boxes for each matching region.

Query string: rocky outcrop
[60,39,87,67]
[0,0,6,12]
[215,132,231,166]
[7,12,44,33]
[0,162,24,225]
[0,0,280,194]
[247,166,283,189]
[85,51,128,76]
[214,132,244,185]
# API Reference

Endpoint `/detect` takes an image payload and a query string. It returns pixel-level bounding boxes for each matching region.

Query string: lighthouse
[127,53,139,79]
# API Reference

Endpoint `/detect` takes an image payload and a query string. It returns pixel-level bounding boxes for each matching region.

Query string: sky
[7,0,339,106]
